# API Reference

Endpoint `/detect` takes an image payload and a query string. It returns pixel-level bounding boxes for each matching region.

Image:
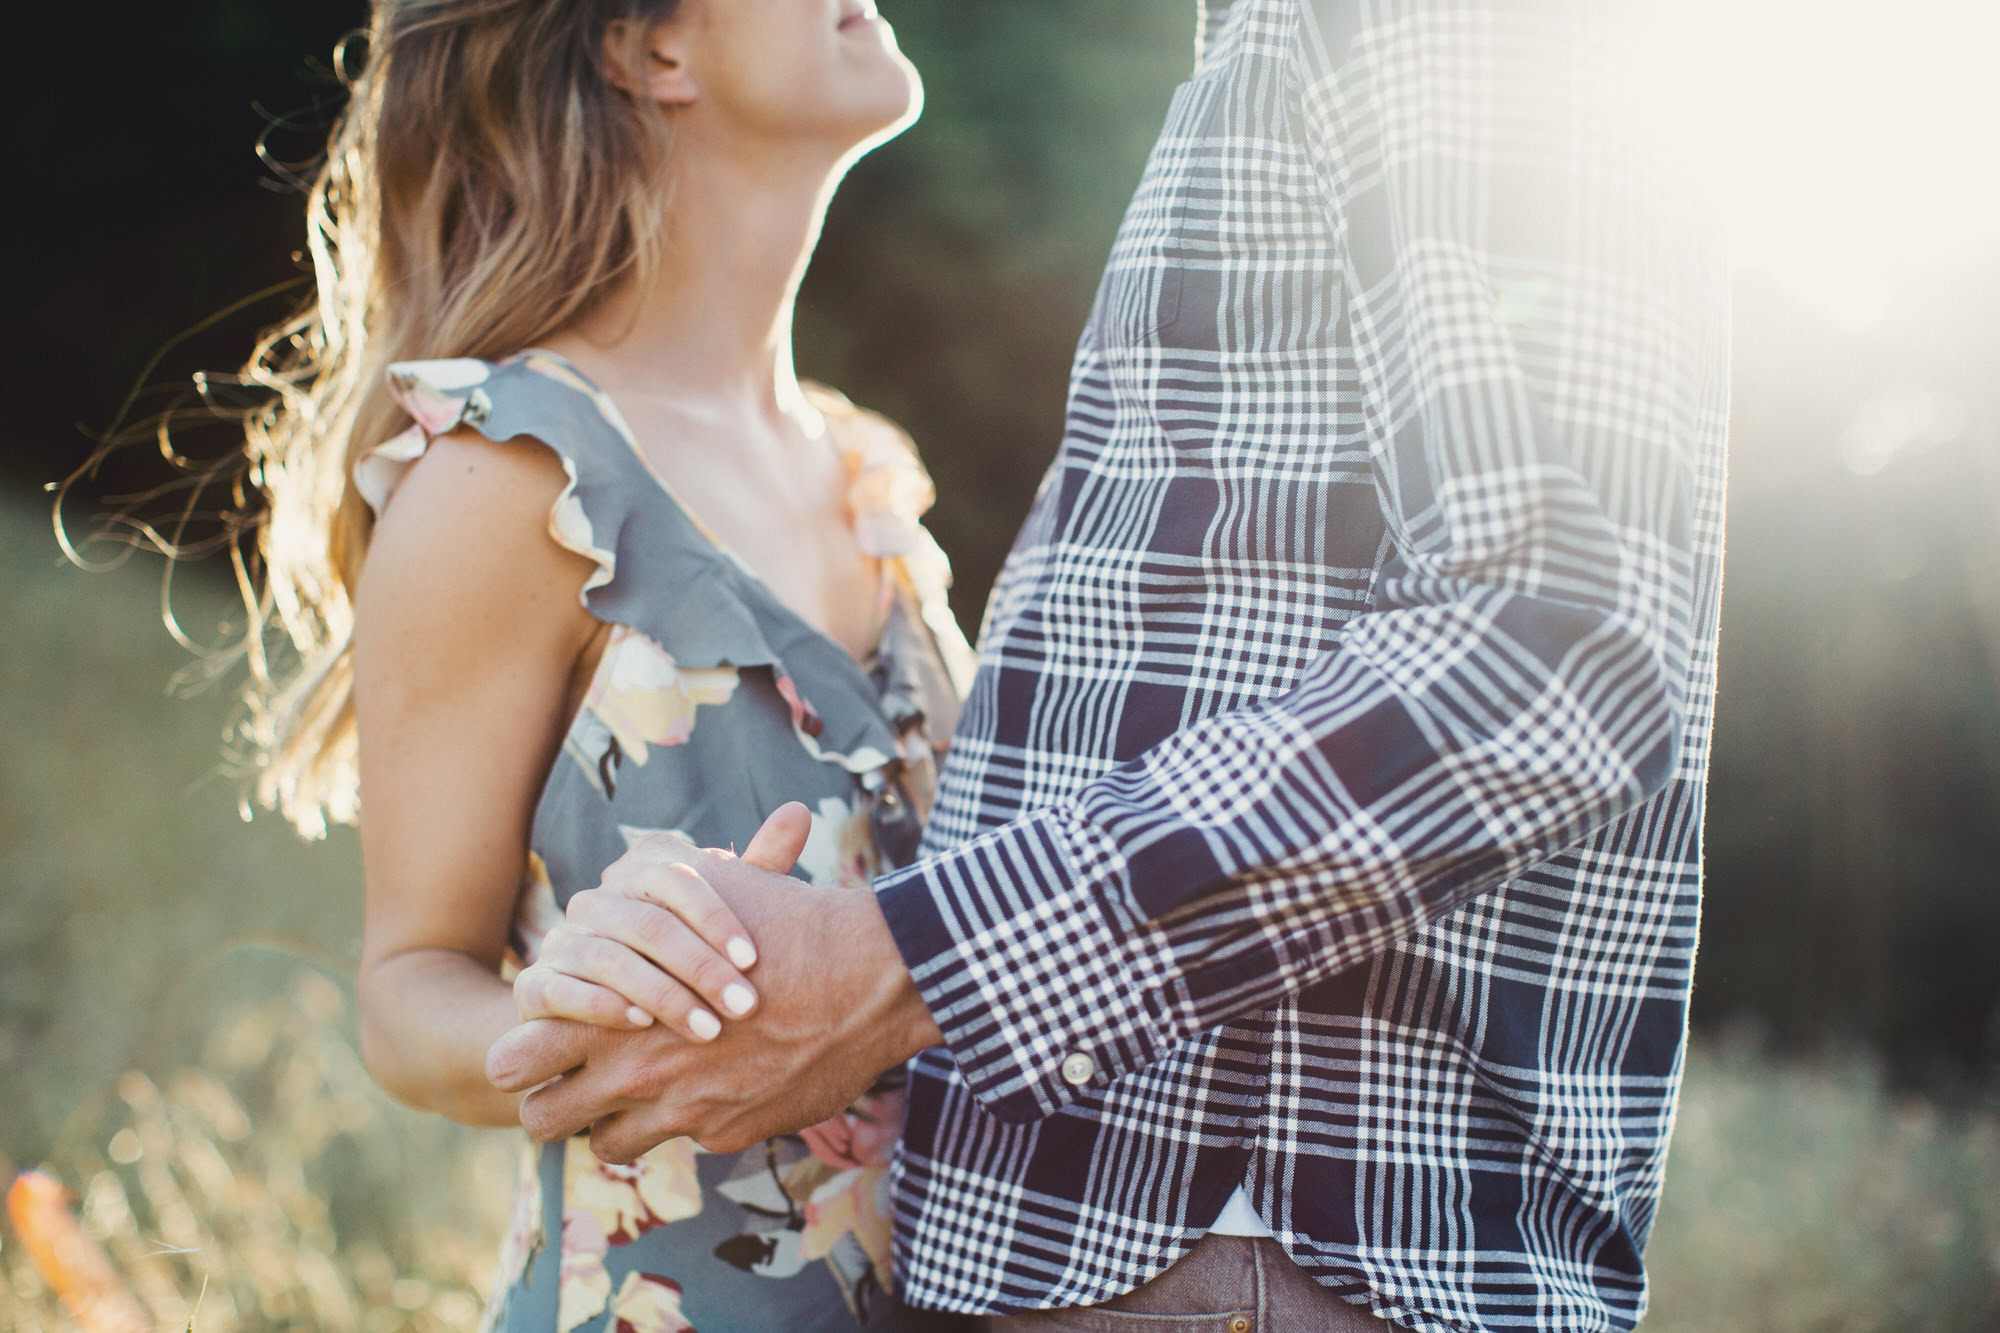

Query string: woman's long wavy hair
[216,0,680,836]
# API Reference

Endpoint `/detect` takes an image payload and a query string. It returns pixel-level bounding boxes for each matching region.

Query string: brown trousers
[984,1234,1391,1332]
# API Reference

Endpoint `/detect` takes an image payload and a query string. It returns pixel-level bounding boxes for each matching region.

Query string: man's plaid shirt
[874,1,1729,1328]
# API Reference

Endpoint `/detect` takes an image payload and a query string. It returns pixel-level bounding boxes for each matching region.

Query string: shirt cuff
[873,803,1177,1122]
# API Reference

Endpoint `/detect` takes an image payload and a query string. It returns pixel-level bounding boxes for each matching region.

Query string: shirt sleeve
[874,1,1729,1124]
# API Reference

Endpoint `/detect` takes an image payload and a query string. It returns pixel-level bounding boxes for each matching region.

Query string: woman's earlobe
[645,54,700,107]
[604,18,698,106]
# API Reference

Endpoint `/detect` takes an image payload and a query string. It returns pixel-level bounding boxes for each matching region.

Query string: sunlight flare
[1623,0,2000,328]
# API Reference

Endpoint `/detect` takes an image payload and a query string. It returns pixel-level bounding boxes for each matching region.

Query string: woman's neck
[554,138,845,422]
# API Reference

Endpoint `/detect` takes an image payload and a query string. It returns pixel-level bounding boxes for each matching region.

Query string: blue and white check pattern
[874,2,1729,1328]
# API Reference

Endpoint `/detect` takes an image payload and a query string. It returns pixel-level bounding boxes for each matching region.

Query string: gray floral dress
[356,351,978,1333]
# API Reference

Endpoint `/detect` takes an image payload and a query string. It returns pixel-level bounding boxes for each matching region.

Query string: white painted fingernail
[723,983,756,1017]
[689,1009,722,1041]
[727,937,758,969]
[627,1007,653,1027]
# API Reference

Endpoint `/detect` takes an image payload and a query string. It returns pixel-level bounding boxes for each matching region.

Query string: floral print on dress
[705,1088,903,1323]
[392,357,495,434]
[774,674,825,740]
[831,397,935,562]
[704,1088,908,1312]
[777,674,898,777]
[557,1207,615,1333]
[797,1087,904,1294]
[566,1137,704,1246]
[508,852,565,971]
[557,1138,705,1331]
[605,1272,694,1333]
[829,393,976,696]
[796,795,882,891]
[476,1143,548,1333]
[572,627,739,796]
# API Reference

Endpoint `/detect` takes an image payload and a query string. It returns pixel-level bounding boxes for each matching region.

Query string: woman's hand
[510,803,812,1042]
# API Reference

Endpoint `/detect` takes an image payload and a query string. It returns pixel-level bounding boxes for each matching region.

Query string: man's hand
[484,809,944,1163]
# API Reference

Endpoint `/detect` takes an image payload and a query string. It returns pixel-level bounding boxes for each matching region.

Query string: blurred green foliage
[1644,1041,2000,1330]
[0,491,361,1163]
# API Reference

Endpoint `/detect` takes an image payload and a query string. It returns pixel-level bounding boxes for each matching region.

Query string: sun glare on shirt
[1622,0,2000,331]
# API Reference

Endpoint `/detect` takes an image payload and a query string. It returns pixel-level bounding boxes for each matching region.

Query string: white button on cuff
[1060,1053,1096,1086]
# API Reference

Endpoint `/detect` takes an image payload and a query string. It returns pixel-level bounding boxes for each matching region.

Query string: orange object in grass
[6,1171,149,1333]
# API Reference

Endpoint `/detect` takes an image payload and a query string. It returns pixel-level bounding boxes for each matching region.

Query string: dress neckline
[519,347,894,671]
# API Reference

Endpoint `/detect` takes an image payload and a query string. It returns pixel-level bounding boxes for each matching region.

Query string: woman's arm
[352,428,603,1126]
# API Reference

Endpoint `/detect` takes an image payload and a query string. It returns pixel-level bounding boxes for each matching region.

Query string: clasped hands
[484,802,941,1163]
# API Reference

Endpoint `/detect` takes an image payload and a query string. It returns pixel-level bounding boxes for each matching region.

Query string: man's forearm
[846,888,945,1064]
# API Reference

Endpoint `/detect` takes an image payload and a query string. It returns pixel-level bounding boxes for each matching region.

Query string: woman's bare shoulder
[357,427,597,654]
[386,425,570,514]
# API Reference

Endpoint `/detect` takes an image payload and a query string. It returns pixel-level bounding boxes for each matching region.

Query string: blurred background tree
[4,0,1998,1325]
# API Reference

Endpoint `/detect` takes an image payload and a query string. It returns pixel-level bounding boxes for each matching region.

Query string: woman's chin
[856,61,923,149]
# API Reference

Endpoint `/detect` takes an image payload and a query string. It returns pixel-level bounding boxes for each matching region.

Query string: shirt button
[1059,1052,1096,1086]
